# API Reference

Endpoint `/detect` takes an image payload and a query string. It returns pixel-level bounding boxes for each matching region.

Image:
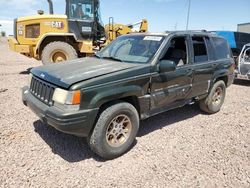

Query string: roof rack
[165,30,209,33]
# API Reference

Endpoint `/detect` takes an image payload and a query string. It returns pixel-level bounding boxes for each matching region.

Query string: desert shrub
[1,31,6,37]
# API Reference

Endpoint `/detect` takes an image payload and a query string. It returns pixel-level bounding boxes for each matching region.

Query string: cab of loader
[47,0,105,41]
[65,0,105,41]
[8,0,148,64]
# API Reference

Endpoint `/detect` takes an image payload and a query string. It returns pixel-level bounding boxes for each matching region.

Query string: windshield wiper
[101,56,124,62]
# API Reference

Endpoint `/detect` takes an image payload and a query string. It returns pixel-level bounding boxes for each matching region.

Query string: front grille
[30,76,55,106]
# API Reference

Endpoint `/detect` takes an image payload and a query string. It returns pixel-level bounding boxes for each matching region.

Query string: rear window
[212,37,231,59]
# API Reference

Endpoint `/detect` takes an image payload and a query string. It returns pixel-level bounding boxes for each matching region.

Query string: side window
[212,37,231,59]
[242,47,250,63]
[161,36,188,67]
[192,37,208,63]
[205,37,215,60]
[69,1,94,20]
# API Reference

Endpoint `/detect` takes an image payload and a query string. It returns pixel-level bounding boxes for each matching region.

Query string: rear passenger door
[189,36,215,98]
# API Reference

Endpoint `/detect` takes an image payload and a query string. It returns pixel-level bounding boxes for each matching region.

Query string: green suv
[22,31,235,159]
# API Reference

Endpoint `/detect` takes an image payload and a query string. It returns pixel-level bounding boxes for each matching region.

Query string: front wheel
[88,102,139,159]
[199,80,226,114]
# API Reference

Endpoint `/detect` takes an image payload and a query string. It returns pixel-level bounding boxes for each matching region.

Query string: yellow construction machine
[8,0,148,64]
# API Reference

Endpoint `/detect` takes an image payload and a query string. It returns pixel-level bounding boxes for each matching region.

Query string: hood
[31,57,143,89]
[18,14,67,22]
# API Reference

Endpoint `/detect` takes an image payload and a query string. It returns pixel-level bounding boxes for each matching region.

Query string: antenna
[186,0,191,30]
[174,23,178,30]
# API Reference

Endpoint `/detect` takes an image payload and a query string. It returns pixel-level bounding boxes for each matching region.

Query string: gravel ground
[0,37,250,188]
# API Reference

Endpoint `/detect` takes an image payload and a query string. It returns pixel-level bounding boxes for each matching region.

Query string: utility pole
[186,0,191,30]
[174,23,178,30]
[0,24,2,41]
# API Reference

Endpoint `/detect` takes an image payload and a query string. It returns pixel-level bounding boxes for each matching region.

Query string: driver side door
[150,35,193,114]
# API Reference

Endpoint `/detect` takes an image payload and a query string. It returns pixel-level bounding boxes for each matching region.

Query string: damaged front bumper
[22,86,99,137]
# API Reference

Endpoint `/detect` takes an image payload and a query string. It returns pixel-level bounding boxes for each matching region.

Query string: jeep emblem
[40,73,45,78]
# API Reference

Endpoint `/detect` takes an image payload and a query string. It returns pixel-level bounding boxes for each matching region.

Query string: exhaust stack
[47,0,54,14]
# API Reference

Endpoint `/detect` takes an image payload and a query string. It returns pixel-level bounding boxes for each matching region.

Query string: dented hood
[31,57,141,89]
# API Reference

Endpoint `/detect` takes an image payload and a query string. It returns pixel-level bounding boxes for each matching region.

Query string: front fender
[35,33,78,56]
[89,85,144,108]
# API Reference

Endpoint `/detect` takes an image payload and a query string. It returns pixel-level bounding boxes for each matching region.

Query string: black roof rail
[165,30,210,34]
[186,30,208,32]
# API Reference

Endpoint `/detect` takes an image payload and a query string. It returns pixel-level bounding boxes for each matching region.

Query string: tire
[41,41,77,65]
[199,80,226,114]
[88,102,139,159]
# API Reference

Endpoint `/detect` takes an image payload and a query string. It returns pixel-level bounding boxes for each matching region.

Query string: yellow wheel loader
[8,0,148,64]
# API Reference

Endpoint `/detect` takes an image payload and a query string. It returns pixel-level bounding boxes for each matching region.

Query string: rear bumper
[22,86,99,137]
[8,36,33,56]
[235,73,250,80]
[8,36,17,51]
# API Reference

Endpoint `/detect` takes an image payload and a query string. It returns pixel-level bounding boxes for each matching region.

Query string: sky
[0,0,249,35]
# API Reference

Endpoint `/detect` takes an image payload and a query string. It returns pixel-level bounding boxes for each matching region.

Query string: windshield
[68,0,94,20]
[96,35,164,63]
[96,1,104,26]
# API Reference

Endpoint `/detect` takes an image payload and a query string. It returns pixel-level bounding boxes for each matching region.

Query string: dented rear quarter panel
[212,58,235,87]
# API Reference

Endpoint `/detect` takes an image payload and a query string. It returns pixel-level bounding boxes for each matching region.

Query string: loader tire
[41,41,77,65]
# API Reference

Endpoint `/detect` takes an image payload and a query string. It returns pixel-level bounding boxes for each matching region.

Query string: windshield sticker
[143,36,163,41]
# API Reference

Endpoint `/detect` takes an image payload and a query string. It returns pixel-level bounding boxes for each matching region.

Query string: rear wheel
[41,41,77,65]
[199,80,226,114]
[88,102,139,159]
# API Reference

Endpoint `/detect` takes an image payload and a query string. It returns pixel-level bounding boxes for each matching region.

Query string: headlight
[52,88,81,105]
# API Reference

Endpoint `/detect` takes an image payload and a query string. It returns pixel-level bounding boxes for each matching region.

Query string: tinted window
[68,0,94,20]
[212,37,231,59]
[205,37,215,60]
[192,37,208,63]
[25,24,40,38]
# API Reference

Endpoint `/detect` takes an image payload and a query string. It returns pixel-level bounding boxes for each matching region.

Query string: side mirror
[159,60,176,73]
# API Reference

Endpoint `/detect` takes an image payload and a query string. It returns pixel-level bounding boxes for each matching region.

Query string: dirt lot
[0,37,249,188]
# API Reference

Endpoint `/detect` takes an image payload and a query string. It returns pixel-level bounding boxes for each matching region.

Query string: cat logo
[51,21,64,29]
